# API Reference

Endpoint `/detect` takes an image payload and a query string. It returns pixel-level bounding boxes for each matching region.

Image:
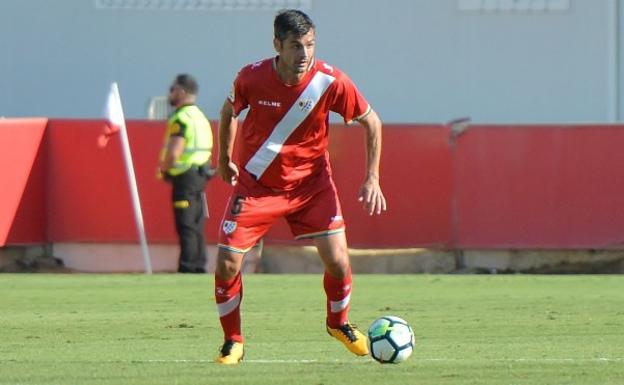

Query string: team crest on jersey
[222,220,237,235]
[298,98,315,113]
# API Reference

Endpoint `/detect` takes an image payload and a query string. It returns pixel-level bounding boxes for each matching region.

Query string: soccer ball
[367,315,415,364]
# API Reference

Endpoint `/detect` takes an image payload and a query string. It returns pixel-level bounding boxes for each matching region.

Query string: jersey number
[231,195,244,215]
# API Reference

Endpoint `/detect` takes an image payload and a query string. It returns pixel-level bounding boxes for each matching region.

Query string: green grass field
[1,274,623,385]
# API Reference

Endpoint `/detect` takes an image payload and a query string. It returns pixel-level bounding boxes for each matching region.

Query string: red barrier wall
[43,120,452,247]
[0,118,47,246]
[328,125,453,247]
[46,119,160,242]
[6,119,624,249]
[45,119,232,244]
[455,125,624,248]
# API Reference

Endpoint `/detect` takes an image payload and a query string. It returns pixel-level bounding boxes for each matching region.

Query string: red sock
[323,269,353,328]
[215,272,243,343]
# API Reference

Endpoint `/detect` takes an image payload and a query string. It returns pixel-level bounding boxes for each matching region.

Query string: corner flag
[99,82,153,274]
[98,83,124,148]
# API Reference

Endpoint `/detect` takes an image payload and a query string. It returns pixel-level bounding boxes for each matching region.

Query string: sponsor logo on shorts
[222,220,237,235]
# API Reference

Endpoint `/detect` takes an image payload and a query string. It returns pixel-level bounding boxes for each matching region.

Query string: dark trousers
[171,168,207,273]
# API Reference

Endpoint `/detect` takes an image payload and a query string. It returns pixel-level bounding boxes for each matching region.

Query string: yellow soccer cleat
[326,322,369,356]
[215,340,244,365]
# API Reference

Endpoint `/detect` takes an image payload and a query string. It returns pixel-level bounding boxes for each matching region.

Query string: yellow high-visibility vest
[161,104,212,176]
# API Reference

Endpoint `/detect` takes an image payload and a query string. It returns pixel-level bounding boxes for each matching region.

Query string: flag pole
[112,82,153,274]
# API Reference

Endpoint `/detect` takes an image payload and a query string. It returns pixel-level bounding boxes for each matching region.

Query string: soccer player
[214,9,386,364]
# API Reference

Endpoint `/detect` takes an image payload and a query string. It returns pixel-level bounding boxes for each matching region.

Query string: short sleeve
[329,74,371,125]
[228,71,249,117]
[168,119,186,138]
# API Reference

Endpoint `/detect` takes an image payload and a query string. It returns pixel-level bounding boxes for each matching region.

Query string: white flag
[98,82,125,148]
[95,82,153,273]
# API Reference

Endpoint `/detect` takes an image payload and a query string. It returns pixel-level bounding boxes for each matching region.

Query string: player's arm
[356,108,387,215]
[217,99,239,186]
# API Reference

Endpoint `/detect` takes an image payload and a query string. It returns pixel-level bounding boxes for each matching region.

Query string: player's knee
[324,257,350,279]
[215,261,240,280]
[215,249,243,279]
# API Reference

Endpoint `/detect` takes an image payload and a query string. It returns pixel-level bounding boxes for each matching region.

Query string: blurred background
[2,0,624,274]
[1,0,622,123]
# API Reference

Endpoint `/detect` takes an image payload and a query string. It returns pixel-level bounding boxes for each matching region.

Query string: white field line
[127,357,624,364]
[3,358,622,364]
[423,358,624,363]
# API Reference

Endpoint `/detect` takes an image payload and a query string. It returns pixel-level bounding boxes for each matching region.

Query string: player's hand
[217,159,239,186]
[358,176,387,215]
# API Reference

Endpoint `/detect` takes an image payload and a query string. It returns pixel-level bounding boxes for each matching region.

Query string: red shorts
[217,169,345,253]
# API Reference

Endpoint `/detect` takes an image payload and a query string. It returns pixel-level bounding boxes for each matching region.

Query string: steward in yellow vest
[161,104,212,176]
[159,74,214,273]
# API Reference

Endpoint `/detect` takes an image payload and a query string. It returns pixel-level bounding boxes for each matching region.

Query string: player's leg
[315,231,350,326]
[315,233,369,356]
[214,247,245,364]
[214,190,281,364]
[287,173,368,356]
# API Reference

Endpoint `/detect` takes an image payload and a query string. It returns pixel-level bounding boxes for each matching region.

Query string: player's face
[274,29,316,75]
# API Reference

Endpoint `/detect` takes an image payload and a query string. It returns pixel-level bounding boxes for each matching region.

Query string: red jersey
[228,57,370,190]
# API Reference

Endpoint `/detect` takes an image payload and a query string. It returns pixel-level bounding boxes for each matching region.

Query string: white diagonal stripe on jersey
[245,71,336,179]
[216,293,241,317]
[330,293,351,313]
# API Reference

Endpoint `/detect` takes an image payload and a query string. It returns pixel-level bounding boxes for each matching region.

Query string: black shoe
[177,265,193,273]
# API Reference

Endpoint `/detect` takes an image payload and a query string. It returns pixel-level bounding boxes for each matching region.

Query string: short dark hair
[274,9,315,42]
[174,74,198,95]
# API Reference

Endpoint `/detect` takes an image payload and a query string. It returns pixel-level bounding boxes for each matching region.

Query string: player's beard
[294,56,313,74]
